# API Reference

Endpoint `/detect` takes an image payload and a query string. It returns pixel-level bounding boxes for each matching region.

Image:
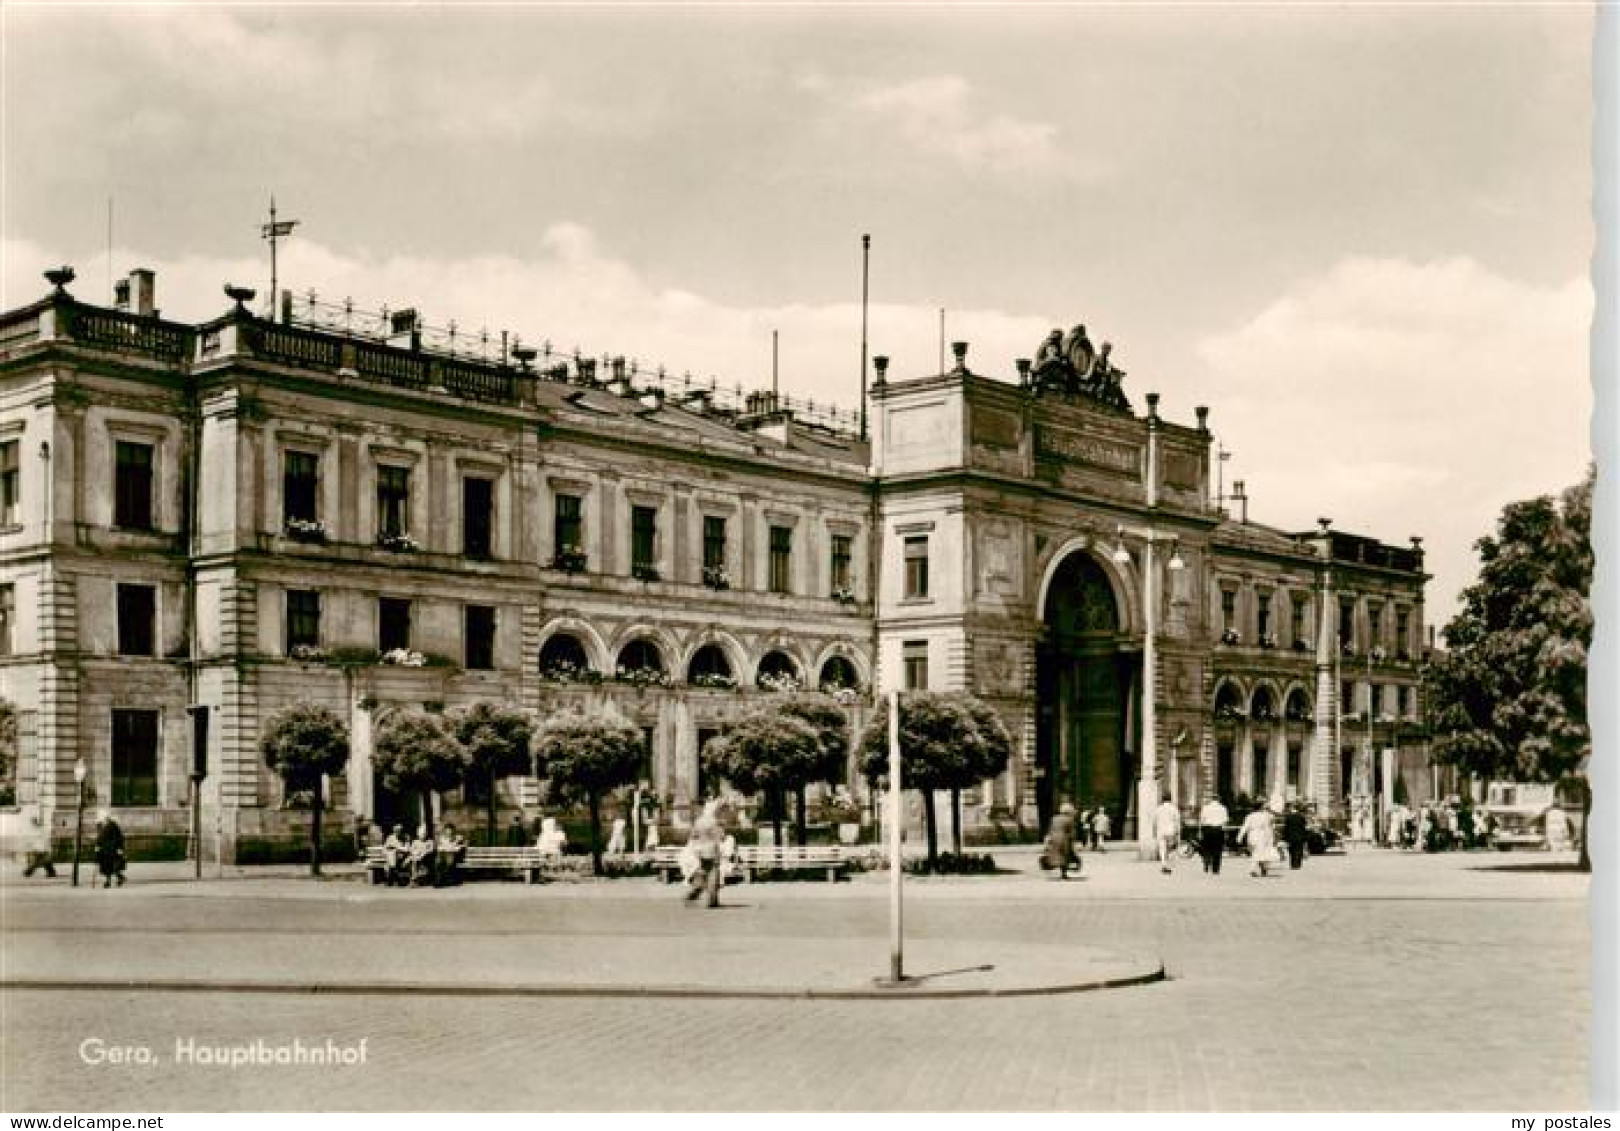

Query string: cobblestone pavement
[0,847,1592,1111]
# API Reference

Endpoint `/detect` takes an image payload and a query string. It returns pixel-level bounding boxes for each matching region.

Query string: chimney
[1015,358,1031,387]
[1194,405,1209,432]
[950,341,968,372]
[127,269,156,317]
[1233,480,1247,524]
[872,356,889,388]
[607,356,631,395]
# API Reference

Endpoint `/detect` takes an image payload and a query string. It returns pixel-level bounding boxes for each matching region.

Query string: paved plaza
[0,845,1593,1111]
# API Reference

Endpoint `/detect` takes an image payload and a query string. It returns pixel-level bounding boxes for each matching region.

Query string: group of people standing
[1138,794,1319,879]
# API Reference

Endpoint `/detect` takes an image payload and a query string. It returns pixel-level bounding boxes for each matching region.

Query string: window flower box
[377,531,419,553]
[632,563,662,583]
[702,565,731,591]
[1370,645,1387,663]
[757,671,802,694]
[540,660,602,685]
[381,648,427,667]
[831,585,857,605]
[1220,628,1240,646]
[1292,639,1312,653]
[691,671,738,690]
[284,518,327,544]
[1258,633,1277,650]
[550,546,588,574]
[288,643,329,662]
[615,665,671,688]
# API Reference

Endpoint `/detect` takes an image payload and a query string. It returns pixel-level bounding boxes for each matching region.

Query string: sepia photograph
[0,1,1609,1117]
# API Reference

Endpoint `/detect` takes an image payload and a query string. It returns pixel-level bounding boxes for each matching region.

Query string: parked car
[1482,781,1555,850]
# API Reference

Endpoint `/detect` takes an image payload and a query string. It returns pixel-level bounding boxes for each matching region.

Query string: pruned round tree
[858,691,1011,863]
[772,693,851,844]
[703,707,822,847]
[371,709,469,839]
[535,708,644,874]
[260,704,351,875]
[451,703,536,846]
[1427,467,1593,870]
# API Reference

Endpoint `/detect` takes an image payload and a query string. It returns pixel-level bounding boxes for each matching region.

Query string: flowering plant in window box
[1341,639,1357,657]
[829,686,863,707]
[1219,628,1240,646]
[631,563,662,583]
[831,585,858,606]
[284,517,327,544]
[377,531,420,553]
[1292,638,1312,653]
[1285,707,1314,724]
[1258,633,1277,650]
[1215,703,1247,720]
[702,565,731,591]
[550,545,588,574]
[615,665,671,688]
[540,660,602,684]
[1252,704,1275,722]
[288,643,329,662]
[757,670,802,694]
[381,648,427,667]
[1370,645,1387,663]
[691,671,738,690]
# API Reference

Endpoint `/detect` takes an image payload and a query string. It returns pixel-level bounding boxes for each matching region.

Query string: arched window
[756,650,800,691]
[617,638,664,674]
[539,633,591,678]
[819,655,858,691]
[688,644,735,689]
[1214,682,1245,719]
[1284,688,1313,723]
[1250,685,1277,723]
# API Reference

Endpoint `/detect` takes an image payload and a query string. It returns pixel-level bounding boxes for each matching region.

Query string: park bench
[364,845,551,885]
[735,844,849,883]
[647,846,687,883]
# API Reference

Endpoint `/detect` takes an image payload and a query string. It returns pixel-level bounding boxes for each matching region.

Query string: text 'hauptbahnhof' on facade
[0,266,1438,860]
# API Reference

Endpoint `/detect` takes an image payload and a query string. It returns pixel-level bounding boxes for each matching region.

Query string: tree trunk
[771,788,784,848]
[310,775,324,877]
[795,785,808,846]
[950,787,963,856]
[1578,775,1592,874]
[420,789,435,838]
[588,791,603,875]
[923,788,939,864]
[486,770,498,848]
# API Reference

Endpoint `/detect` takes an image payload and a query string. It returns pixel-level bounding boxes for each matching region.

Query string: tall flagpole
[859,234,870,442]
[261,197,299,323]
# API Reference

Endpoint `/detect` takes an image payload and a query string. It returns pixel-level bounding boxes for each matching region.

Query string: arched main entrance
[1036,551,1130,832]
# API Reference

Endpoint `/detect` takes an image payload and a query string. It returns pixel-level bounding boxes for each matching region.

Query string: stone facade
[0,271,1432,859]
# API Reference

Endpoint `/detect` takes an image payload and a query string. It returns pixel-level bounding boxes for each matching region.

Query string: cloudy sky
[0,4,1595,621]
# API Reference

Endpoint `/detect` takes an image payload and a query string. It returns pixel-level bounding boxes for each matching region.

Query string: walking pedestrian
[606,816,628,856]
[1042,802,1080,880]
[1198,794,1229,874]
[92,810,125,888]
[1282,804,1309,870]
[1240,803,1276,878]
[22,810,56,878]
[1153,796,1181,874]
[1090,807,1111,851]
[685,799,725,908]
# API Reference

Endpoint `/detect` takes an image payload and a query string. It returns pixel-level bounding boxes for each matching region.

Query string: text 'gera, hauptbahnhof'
[0,267,1436,859]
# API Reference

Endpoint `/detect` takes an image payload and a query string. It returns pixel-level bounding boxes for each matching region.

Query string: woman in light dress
[1240,804,1277,878]
[536,816,568,859]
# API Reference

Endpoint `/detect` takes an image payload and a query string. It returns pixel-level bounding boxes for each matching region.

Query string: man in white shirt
[1198,795,1230,875]
[1153,797,1182,874]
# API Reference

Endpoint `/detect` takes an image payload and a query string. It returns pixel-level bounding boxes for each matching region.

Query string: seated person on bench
[435,823,467,885]
[407,824,437,887]
[382,824,412,886]
[536,816,567,861]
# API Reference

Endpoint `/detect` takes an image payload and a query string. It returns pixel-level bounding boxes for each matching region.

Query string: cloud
[818,73,1086,181]
[1,226,1051,419]
[1196,256,1592,619]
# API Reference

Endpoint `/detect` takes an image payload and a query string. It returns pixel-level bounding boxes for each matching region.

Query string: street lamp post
[70,757,87,887]
[1115,526,1184,859]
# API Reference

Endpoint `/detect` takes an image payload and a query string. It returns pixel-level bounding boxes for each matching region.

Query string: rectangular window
[1369,603,1384,648]
[1220,588,1237,633]
[1341,681,1355,716]
[111,708,159,807]
[1339,597,1356,649]
[554,494,583,552]
[463,477,494,559]
[631,505,657,573]
[1396,607,1411,658]
[703,516,727,571]
[465,604,496,670]
[830,534,853,593]
[0,440,19,526]
[1369,683,1381,718]
[0,584,13,655]
[1291,596,1306,648]
[376,465,410,540]
[768,525,792,594]
[116,584,156,656]
[902,640,930,690]
[1397,685,1410,719]
[903,536,929,600]
[378,597,412,654]
[286,590,321,652]
[114,441,154,530]
[1257,592,1272,641]
[283,450,319,525]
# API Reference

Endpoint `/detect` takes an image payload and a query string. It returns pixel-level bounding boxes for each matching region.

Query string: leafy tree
[451,703,535,846]
[371,709,469,839]
[1426,468,1593,870]
[954,697,1015,853]
[0,699,16,807]
[858,692,1010,863]
[261,704,351,875]
[703,708,822,847]
[774,694,851,844]
[535,708,644,874]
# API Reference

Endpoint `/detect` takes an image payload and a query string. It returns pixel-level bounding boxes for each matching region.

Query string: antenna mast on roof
[260,196,299,323]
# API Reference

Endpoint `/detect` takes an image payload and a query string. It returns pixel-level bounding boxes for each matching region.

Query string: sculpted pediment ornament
[1026,323,1133,413]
